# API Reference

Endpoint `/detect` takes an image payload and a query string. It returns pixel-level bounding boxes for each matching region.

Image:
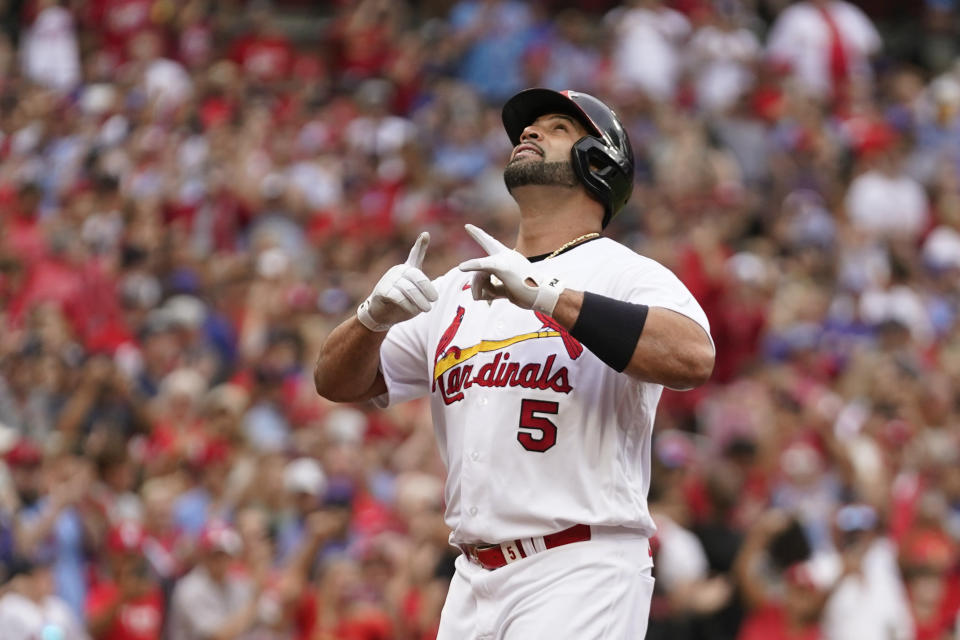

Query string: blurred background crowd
[0,0,959,638]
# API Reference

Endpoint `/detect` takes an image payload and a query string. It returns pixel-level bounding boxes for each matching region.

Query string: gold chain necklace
[546,233,600,260]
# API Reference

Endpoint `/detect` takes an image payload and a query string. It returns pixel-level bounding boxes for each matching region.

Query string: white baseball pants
[437,529,654,640]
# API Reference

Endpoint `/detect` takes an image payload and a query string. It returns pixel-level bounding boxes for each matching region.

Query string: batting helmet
[502,88,634,228]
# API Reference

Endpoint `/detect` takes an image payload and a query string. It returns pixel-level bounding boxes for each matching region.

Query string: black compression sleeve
[570,292,649,372]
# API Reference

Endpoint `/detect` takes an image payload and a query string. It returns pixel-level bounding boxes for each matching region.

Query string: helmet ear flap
[571,137,631,228]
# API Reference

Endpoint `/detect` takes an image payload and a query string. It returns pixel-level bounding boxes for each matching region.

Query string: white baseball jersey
[376,237,711,545]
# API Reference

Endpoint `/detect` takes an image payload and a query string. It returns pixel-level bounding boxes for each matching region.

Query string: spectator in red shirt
[228,6,293,85]
[139,477,185,583]
[174,0,213,71]
[299,557,393,640]
[330,0,401,83]
[86,521,164,640]
[4,182,46,268]
[900,532,960,640]
[82,0,158,71]
[144,368,208,476]
[734,511,824,640]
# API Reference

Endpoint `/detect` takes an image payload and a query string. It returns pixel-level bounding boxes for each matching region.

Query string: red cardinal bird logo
[534,311,583,360]
[433,306,465,390]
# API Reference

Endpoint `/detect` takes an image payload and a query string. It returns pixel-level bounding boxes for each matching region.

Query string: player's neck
[513,189,603,257]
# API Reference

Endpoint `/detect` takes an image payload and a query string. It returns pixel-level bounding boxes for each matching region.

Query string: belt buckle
[463,544,481,564]
[471,542,499,569]
[474,543,497,568]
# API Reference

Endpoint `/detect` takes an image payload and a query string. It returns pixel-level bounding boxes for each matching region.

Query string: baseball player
[314,88,715,639]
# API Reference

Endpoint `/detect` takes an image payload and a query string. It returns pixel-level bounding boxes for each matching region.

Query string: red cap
[107,521,146,554]
[846,118,899,157]
[902,530,955,569]
[4,439,42,467]
[198,523,242,556]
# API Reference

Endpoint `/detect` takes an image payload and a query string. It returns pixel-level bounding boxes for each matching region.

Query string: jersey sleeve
[373,309,432,408]
[616,258,713,348]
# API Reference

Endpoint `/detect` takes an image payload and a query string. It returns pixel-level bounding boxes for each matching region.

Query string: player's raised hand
[357,232,439,332]
[458,223,564,315]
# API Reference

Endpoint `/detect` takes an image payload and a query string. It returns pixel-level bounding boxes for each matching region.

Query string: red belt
[460,524,592,570]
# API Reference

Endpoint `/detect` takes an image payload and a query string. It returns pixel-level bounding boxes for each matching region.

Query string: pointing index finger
[405,232,430,268]
[464,224,508,256]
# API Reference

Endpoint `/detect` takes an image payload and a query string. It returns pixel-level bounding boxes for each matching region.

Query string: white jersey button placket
[461,390,485,525]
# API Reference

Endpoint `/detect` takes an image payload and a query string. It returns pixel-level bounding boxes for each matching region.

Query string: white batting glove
[457,224,564,315]
[357,232,439,332]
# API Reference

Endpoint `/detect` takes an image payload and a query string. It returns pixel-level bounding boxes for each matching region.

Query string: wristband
[357,300,389,332]
[570,292,648,372]
[532,276,564,315]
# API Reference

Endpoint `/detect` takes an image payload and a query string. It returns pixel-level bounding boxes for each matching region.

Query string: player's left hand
[457,224,564,315]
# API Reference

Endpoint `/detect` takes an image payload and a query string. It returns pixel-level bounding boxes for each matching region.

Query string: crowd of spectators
[0,0,958,638]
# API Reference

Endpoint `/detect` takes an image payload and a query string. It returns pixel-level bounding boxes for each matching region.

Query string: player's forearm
[313,317,389,403]
[553,290,715,390]
[621,306,715,389]
[316,232,434,404]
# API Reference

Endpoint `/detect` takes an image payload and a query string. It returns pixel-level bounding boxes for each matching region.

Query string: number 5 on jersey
[518,399,559,452]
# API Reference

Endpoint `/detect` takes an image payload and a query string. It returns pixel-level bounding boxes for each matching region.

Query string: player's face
[508,113,588,166]
[503,113,588,192]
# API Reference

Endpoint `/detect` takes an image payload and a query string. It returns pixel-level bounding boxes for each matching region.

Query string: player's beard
[503,159,579,192]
